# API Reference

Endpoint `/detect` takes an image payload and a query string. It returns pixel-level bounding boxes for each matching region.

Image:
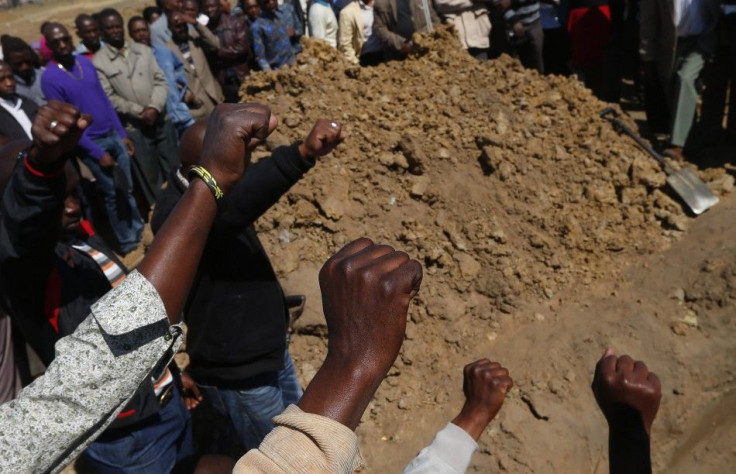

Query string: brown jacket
[167,28,224,119]
[373,0,441,56]
[208,14,253,87]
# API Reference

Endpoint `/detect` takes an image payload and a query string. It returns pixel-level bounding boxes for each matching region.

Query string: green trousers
[670,37,705,147]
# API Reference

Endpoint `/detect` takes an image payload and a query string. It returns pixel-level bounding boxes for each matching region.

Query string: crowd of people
[0,0,729,472]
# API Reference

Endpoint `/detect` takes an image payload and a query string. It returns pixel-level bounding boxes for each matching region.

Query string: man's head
[0,62,16,100]
[143,6,162,24]
[128,16,151,46]
[202,0,223,24]
[44,23,75,62]
[60,163,82,239]
[2,36,36,83]
[157,0,184,13]
[244,0,261,20]
[169,11,189,43]
[74,14,101,52]
[98,8,126,49]
[258,0,277,13]
[182,0,200,18]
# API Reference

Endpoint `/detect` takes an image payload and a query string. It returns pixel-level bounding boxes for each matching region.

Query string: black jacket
[151,143,314,383]
[0,155,159,428]
[0,95,38,142]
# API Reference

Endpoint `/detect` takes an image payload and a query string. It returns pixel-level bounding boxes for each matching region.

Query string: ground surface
[3,2,736,472]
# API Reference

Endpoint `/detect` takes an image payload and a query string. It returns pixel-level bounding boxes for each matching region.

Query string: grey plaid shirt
[0,271,182,474]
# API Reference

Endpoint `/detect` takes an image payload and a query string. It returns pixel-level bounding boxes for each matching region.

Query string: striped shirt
[504,0,541,26]
[70,241,126,288]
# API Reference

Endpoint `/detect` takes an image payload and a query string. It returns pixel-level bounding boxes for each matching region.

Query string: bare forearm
[608,410,652,474]
[136,180,217,323]
[297,357,382,430]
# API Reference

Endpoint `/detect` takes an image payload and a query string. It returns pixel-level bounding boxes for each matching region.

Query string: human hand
[199,103,278,193]
[512,22,525,38]
[399,41,413,54]
[319,238,423,378]
[29,100,92,164]
[298,119,345,159]
[122,137,135,156]
[452,359,513,440]
[180,372,203,410]
[182,13,197,24]
[99,153,117,168]
[140,107,159,127]
[497,0,511,9]
[592,348,661,435]
[287,26,295,38]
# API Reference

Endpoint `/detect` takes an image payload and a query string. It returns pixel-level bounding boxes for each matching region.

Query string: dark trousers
[126,119,181,210]
[515,20,545,73]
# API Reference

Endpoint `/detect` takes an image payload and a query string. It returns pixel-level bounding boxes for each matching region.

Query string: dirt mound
[240,28,734,471]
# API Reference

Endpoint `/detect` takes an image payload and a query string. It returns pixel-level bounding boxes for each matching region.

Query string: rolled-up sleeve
[234,405,363,473]
[0,271,182,474]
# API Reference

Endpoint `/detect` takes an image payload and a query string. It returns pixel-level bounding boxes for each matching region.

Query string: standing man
[151,118,345,454]
[309,0,339,47]
[434,0,492,60]
[2,36,45,106]
[0,61,38,142]
[640,0,720,158]
[338,0,384,65]
[128,16,196,136]
[201,0,254,102]
[95,8,180,211]
[41,23,143,254]
[74,14,104,59]
[251,0,297,70]
[373,0,441,60]
[167,10,224,119]
[501,0,543,72]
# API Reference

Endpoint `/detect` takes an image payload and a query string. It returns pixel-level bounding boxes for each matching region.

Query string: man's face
[170,12,189,42]
[202,0,222,22]
[100,14,125,48]
[162,0,184,12]
[77,19,101,51]
[260,0,277,12]
[0,65,16,99]
[182,0,199,18]
[244,0,261,20]
[129,19,151,46]
[46,26,75,60]
[6,49,35,82]
[60,167,82,238]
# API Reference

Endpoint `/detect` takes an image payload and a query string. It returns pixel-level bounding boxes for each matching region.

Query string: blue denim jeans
[82,131,143,253]
[79,384,193,473]
[198,349,303,452]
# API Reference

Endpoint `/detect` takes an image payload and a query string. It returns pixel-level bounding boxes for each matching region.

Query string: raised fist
[452,359,513,440]
[591,348,661,434]
[319,238,423,377]
[299,119,345,160]
[30,100,92,164]
[199,103,278,193]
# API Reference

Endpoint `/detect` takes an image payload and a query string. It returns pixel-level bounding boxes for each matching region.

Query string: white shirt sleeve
[402,422,479,474]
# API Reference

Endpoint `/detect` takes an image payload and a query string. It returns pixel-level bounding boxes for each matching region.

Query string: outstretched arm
[592,348,661,474]
[403,359,513,474]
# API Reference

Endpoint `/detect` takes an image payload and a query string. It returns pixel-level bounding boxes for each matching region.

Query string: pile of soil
[239,27,736,472]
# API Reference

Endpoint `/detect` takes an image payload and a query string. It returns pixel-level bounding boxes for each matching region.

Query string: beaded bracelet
[187,165,224,204]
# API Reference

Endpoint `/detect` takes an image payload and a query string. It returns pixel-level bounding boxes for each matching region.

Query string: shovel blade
[666,168,719,215]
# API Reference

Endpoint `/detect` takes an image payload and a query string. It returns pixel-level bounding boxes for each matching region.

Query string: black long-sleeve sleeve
[151,142,314,234]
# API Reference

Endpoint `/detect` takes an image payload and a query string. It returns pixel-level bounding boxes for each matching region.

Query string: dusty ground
[4,2,736,472]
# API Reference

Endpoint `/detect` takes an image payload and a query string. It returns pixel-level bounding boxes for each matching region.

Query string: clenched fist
[591,348,661,434]
[298,119,346,160]
[30,100,92,164]
[319,238,422,377]
[199,103,278,193]
[452,359,513,440]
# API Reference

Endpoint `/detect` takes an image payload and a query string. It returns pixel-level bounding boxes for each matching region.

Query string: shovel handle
[599,108,671,172]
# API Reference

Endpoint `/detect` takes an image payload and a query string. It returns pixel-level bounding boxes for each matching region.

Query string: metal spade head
[666,167,719,215]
